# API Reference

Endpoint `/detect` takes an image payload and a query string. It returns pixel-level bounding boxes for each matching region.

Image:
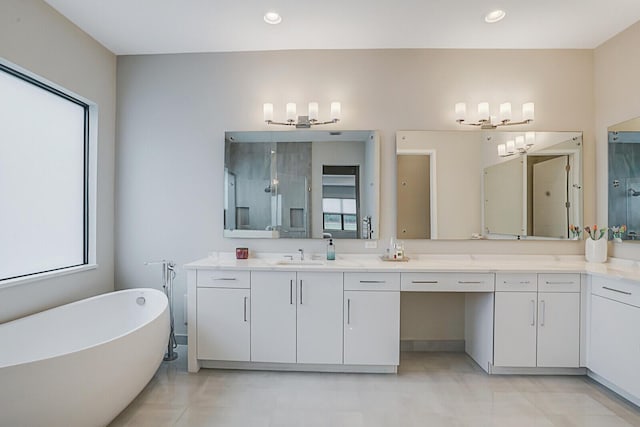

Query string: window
[0,63,89,282]
[321,165,360,238]
[322,198,357,231]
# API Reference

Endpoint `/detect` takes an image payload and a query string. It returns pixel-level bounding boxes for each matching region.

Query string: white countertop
[184,253,640,282]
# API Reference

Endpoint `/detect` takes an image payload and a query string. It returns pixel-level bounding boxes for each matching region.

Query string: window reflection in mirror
[608,118,640,241]
[224,130,379,239]
[322,166,359,239]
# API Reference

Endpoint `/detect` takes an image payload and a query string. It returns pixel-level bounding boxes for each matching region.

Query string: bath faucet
[298,248,304,261]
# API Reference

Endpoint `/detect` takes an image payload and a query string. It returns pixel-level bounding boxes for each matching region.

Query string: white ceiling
[44,0,640,55]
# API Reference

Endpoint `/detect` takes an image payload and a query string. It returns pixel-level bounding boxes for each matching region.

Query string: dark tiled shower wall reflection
[608,131,640,240]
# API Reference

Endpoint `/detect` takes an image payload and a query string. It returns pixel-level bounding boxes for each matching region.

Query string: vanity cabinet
[250,271,297,363]
[343,273,400,366]
[493,273,580,368]
[250,271,343,365]
[589,276,640,401]
[296,272,344,364]
[197,287,250,361]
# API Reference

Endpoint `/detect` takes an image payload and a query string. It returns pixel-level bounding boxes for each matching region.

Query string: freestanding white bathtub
[0,288,169,427]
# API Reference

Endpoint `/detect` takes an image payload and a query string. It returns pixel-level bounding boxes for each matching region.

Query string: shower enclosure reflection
[608,120,640,241]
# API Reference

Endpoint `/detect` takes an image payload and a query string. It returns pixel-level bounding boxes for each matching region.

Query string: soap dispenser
[327,239,336,261]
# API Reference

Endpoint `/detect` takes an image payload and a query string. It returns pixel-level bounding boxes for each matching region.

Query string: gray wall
[116,49,595,337]
[0,0,116,323]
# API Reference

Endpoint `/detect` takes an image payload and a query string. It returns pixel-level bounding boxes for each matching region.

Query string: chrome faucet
[298,248,304,261]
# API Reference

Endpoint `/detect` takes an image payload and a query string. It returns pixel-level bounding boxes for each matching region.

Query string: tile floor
[109,347,640,426]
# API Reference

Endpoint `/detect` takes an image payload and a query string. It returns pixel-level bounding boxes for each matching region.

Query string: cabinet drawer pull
[412,280,439,284]
[458,281,483,284]
[602,286,632,296]
[359,280,386,283]
[530,299,536,326]
[540,300,546,326]
[243,296,248,322]
[290,279,293,305]
[214,277,237,281]
[503,281,531,285]
[545,281,575,285]
[347,299,351,324]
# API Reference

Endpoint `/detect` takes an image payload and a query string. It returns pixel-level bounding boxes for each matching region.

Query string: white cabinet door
[344,291,400,365]
[197,287,250,361]
[296,272,344,365]
[590,295,640,399]
[537,292,580,367]
[494,291,537,367]
[250,271,297,363]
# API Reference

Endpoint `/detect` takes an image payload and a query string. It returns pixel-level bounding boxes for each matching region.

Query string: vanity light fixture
[485,9,506,23]
[497,132,536,157]
[263,11,282,25]
[455,101,534,129]
[264,102,341,128]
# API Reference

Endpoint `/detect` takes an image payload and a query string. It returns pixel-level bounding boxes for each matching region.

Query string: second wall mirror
[396,130,583,240]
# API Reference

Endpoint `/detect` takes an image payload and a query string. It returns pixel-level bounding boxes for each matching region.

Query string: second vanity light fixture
[264,102,341,128]
[497,132,536,157]
[455,101,534,130]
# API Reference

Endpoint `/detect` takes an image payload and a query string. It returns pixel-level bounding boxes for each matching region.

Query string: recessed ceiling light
[484,9,506,23]
[264,11,282,25]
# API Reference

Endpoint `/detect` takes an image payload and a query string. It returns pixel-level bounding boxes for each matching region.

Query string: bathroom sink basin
[274,259,326,266]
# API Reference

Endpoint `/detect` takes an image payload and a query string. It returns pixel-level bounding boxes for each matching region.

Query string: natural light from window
[0,64,88,281]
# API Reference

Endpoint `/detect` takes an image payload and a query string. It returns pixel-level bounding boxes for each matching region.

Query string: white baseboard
[587,370,640,408]
[489,364,586,375]
[199,360,397,374]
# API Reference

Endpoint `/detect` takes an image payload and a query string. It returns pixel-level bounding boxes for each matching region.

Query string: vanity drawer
[401,272,494,292]
[197,270,250,289]
[592,276,640,308]
[344,272,400,291]
[495,273,538,292]
[538,273,580,293]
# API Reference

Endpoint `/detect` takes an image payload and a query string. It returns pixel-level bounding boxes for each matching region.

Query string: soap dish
[380,256,410,262]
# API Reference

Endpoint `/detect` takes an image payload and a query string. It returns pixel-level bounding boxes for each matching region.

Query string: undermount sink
[274,259,325,266]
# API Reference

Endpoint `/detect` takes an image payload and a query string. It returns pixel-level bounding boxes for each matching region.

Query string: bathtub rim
[0,287,168,369]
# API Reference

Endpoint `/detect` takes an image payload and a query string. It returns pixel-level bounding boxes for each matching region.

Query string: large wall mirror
[608,117,640,241]
[224,130,379,239]
[396,130,583,240]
